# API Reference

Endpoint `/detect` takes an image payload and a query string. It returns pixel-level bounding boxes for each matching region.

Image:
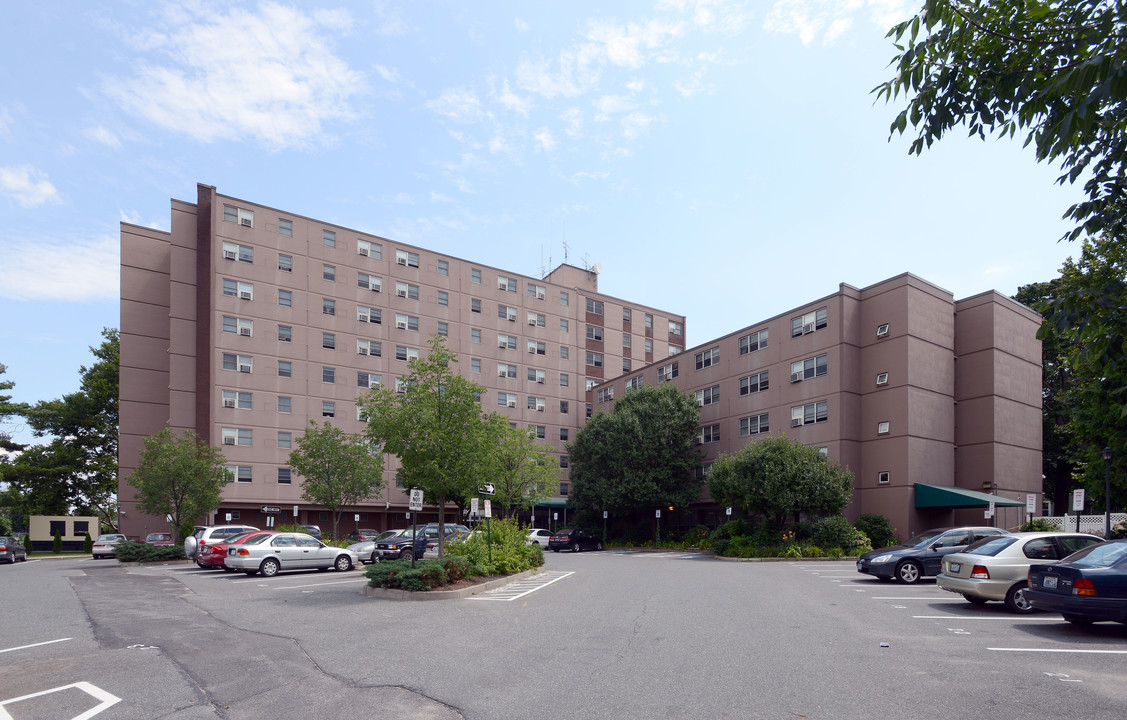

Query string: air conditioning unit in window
[238,364,252,373]
[371,285,381,292]
[790,372,803,383]
[876,373,889,386]
[358,247,369,256]
[507,400,516,408]
[536,403,545,412]
[397,256,408,266]
[240,218,252,227]
[791,418,802,427]
[877,324,889,338]
[498,340,508,348]
[396,288,408,298]
[499,280,509,290]
[528,347,536,354]
[536,377,544,384]
[358,347,369,356]
[507,313,517,322]
[536,290,545,300]
[223,250,237,260]
[396,321,408,330]
[498,369,508,378]
[238,327,252,337]
[803,323,815,334]
[396,386,407,394]
[222,398,235,408]
[528,318,537,326]
[239,291,252,300]
[223,436,235,445]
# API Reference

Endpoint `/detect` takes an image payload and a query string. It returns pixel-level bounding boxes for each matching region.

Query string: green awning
[913,483,1025,509]
[534,498,569,508]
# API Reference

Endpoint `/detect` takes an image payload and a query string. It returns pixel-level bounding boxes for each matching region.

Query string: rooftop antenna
[562,240,569,264]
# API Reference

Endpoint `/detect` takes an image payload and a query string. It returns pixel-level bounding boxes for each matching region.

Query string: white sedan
[527,528,552,547]
[225,532,358,577]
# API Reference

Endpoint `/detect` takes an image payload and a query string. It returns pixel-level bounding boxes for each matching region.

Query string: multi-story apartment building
[590,274,1043,538]
[117,184,686,538]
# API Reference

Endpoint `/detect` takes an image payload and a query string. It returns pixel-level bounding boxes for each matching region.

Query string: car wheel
[370,552,378,565]
[244,570,257,576]
[1004,584,1036,614]
[92,554,99,560]
[260,558,280,577]
[223,567,234,573]
[197,561,208,569]
[334,555,353,572]
[596,541,604,551]
[1063,615,1094,626]
[962,594,988,605]
[572,542,581,553]
[551,548,559,552]
[402,550,414,562]
[895,560,922,584]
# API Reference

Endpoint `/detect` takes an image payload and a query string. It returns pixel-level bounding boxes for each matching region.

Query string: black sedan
[1027,539,1127,625]
[856,526,1009,584]
[548,529,603,553]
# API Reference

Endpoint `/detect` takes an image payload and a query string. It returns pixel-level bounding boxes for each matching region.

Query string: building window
[395,314,420,331]
[527,396,546,412]
[276,325,292,343]
[438,260,449,276]
[227,465,253,483]
[357,239,381,258]
[322,401,336,418]
[529,341,547,356]
[790,354,828,382]
[586,378,599,391]
[498,334,517,350]
[470,328,482,344]
[395,345,419,361]
[560,346,569,360]
[740,413,770,437]
[740,371,769,395]
[322,367,335,384]
[657,362,678,382]
[669,321,683,336]
[498,363,517,379]
[471,268,482,284]
[278,218,293,237]
[222,353,253,373]
[395,282,419,299]
[322,264,336,281]
[357,339,381,357]
[320,332,334,350]
[529,425,546,439]
[221,390,252,410]
[669,345,682,355]
[278,467,291,484]
[222,278,254,299]
[560,291,569,306]
[586,352,603,367]
[878,421,890,435]
[877,323,890,338]
[791,401,828,427]
[277,396,292,413]
[277,290,292,307]
[792,307,828,337]
[322,298,335,316]
[625,375,644,391]
[623,308,632,323]
[437,322,448,337]
[277,253,292,272]
[586,326,603,342]
[528,283,546,299]
[559,373,569,386]
[644,338,653,354]
[221,427,253,446]
[358,273,382,292]
[695,385,720,407]
[323,230,336,247]
[358,306,381,324]
[560,400,569,414]
[471,358,481,373]
[878,471,890,484]
[438,291,449,307]
[560,458,569,471]
[498,304,517,321]
[697,424,720,444]
[645,314,653,329]
[739,329,768,355]
[278,361,291,378]
[597,387,614,403]
[357,372,380,389]
[694,347,719,370]
[586,299,603,315]
[622,359,631,372]
[223,204,254,227]
[528,368,546,383]
[396,249,420,268]
[528,312,546,327]
[498,392,517,408]
[876,372,889,386]
[277,431,291,448]
[470,298,482,314]
[222,316,253,337]
[560,428,569,441]
[497,275,517,292]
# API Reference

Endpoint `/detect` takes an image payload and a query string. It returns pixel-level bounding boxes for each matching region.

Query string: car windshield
[1065,541,1127,567]
[242,533,273,545]
[962,536,1017,556]
[905,529,946,547]
[95,535,119,542]
[225,532,257,544]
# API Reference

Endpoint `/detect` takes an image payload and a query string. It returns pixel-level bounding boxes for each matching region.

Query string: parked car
[937,532,1104,612]
[1027,539,1127,625]
[92,534,128,560]
[856,526,1009,584]
[426,530,470,551]
[373,528,429,562]
[346,529,382,541]
[145,533,175,546]
[225,532,358,577]
[548,528,604,552]
[197,531,276,571]
[184,525,259,564]
[300,524,322,540]
[347,530,403,564]
[527,528,552,547]
[0,536,27,563]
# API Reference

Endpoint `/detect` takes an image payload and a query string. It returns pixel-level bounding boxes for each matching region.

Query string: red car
[197,531,276,571]
[145,533,175,546]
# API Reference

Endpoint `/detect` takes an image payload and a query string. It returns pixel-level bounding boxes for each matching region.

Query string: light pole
[1101,447,1113,538]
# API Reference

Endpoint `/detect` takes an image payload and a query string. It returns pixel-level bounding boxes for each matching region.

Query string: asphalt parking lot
[2,551,1125,719]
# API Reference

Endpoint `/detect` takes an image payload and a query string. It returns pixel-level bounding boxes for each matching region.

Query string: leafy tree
[707,436,853,528]
[360,336,493,557]
[567,383,703,517]
[482,414,559,517]
[0,363,28,452]
[0,330,119,526]
[126,428,232,543]
[287,421,385,541]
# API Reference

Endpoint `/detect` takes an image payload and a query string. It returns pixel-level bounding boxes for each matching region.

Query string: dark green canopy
[913,483,1025,509]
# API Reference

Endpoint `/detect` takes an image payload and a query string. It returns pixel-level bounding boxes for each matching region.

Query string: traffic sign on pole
[409,488,424,512]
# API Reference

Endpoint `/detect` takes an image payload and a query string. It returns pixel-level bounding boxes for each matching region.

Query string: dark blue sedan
[1027,539,1127,625]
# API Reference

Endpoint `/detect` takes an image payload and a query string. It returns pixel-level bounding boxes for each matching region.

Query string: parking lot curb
[361,568,537,600]
[712,555,860,562]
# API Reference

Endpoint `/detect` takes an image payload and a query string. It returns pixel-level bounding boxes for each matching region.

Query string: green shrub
[826,547,844,559]
[82,532,93,554]
[114,540,186,562]
[23,535,32,556]
[802,545,823,557]
[782,545,802,559]
[814,515,871,554]
[711,538,731,556]
[443,555,470,583]
[365,558,459,591]
[854,514,897,548]
[710,519,753,543]
[53,530,62,554]
[1111,520,1127,540]
[1021,518,1059,532]
[444,517,544,576]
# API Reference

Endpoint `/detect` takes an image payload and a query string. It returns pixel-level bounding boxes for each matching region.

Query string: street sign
[409,488,424,512]
[603,510,608,519]
[726,507,732,516]
[266,516,274,528]
[354,514,360,522]
[225,513,232,522]
[1072,488,1086,512]
[470,498,479,518]
[479,483,495,495]
[292,505,299,517]
[985,500,995,519]
[1026,494,1037,514]
[260,505,281,514]
[655,509,661,518]
[484,499,492,518]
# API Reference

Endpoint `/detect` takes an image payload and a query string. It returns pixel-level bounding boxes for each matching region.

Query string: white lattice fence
[1041,513,1127,536]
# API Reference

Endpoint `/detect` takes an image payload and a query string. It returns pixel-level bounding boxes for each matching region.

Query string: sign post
[603,510,608,544]
[655,508,661,549]
[408,489,424,568]
[484,499,493,563]
[1072,488,1086,532]
[1026,493,1036,526]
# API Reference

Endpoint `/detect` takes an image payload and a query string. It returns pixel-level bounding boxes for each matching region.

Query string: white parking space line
[871,596,958,600]
[272,578,369,590]
[0,681,121,720]
[912,615,1060,621]
[989,647,1127,655]
[467,571,574,602]
[0,638,71,655]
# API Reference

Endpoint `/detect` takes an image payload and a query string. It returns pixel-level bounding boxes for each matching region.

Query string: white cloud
[0,165,60,208]
[374,1,409,36]
[430,191,453,203]
[534,127,557,152]
[375,64,401,83]
[583,18,686,70]
[311,7,354,31]
[426,88,491,123]
[493,78,533,117]
[393,192,414,204]
[103,2,365,150]
[622,112,656,139]
[119,209,166,230]
[593,94,637,120]
[83,125,122,149]
[514,17,530,32]
[764,0,908,46]
[488,136,512,154]
[560,107,584,136]
[561,170,610,184]
[0,234,118,301]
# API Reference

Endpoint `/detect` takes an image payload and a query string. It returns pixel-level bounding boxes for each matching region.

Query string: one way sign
[479,483,495,495]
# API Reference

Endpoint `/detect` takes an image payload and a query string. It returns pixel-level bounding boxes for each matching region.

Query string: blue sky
[0,0,1080,446]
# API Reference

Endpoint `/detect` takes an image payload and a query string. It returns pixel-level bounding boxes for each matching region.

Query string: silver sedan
[225,532,358,577]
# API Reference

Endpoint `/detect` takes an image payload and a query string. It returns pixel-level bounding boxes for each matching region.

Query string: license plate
[1043,576,1058,589]
[857,560,863,570]
[949,562,961,573]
